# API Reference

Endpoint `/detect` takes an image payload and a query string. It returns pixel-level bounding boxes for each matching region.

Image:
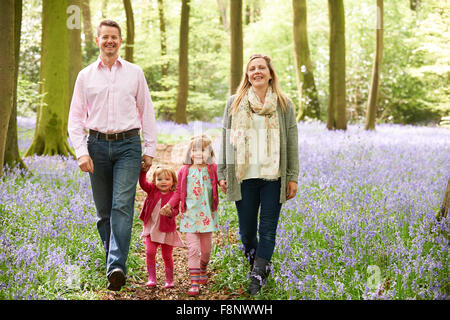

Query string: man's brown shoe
[107,268,126,291]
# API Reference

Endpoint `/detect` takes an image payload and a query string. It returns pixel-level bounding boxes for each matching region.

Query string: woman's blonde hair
[152,165,177,192]
[184,134,216,165]
[230,53,289,115]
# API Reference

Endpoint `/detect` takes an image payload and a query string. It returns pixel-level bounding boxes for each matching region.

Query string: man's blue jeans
[87,133,141,276]
[235,178,282,262]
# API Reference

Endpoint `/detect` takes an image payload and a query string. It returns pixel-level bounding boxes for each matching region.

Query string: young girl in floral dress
[139,166,184,289]
[160,134,219,296]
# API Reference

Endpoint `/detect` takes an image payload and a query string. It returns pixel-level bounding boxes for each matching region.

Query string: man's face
[96,25,122,57]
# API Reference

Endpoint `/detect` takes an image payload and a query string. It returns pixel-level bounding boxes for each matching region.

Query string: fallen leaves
[100,190,237,300]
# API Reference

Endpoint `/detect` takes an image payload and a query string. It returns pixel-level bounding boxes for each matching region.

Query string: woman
[218,54,299,295]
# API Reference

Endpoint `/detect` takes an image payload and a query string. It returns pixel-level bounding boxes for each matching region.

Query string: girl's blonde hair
[230,53,290,115]
[152,165,177,192]
[184,134,216,165]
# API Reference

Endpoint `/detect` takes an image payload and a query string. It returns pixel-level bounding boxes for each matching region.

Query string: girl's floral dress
[179,166,219,233]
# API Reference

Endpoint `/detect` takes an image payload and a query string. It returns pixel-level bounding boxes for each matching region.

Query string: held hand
[286,181,298,200]
[78,155,94,173]
[219,180,227,194]
[141,155,153,171]
[160,204,172,217]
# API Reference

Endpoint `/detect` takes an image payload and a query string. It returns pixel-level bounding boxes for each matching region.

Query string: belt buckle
[105,133,118,141]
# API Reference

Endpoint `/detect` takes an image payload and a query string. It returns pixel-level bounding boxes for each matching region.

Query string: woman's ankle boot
[248,256,270,296]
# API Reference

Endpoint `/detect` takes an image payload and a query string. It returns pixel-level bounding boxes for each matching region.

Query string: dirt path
[101,219,239,300]
[100,143,245,300]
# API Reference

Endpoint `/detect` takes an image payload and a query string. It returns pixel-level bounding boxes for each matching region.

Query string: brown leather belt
[89,128,140,141]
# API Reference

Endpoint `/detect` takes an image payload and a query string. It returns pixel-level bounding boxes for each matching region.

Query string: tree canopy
[13,0,450,126]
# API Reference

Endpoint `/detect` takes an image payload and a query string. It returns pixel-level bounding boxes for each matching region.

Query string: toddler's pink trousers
[144,236,173,269]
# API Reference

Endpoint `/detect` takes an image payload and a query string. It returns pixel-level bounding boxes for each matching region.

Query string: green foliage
[0,158,147,299]
[143,1,229,121]
[19,0,42,84]
[242,0,449,124]
[17,0,449,124]
[16,76,43,117]
[376,0,450,124]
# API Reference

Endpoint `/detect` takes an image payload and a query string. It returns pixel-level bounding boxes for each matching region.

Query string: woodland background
[0,0,449,300]
[0,0,449,175]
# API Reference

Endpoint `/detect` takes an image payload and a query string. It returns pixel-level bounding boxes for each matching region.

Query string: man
[68,20,157,291]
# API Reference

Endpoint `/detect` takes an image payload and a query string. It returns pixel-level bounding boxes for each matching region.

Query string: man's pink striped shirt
[68,56,157,159]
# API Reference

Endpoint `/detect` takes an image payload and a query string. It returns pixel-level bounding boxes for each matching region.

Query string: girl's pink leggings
[144,236,173,269]
[185,232,212,268]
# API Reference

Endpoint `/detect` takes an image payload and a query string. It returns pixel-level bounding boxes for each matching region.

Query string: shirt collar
[96,55,124,69]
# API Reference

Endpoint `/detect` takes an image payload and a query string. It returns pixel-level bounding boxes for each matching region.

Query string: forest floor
[100,220,243,300]
[99,143,246,300]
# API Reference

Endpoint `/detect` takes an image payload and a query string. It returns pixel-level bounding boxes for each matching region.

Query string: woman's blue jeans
[235,178,282,262]
[87,134,141,276]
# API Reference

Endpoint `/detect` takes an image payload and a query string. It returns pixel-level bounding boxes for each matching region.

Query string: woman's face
[247,57,272,90]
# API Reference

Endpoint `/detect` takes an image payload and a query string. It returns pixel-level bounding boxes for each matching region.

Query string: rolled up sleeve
[68,73,89,159]
[136,69,157,157]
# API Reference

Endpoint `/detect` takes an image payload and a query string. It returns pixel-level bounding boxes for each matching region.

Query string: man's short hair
[97,20,122,37]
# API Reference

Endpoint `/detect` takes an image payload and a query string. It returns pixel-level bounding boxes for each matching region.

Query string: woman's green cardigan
[217,95,299,204]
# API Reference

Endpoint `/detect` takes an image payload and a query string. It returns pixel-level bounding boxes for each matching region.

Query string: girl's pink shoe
[146,280,156,287]
[188,284,200,296]
[198,274,208,285]
[199,261,208,285]
[146,265,156,287]
[164,267,174,289]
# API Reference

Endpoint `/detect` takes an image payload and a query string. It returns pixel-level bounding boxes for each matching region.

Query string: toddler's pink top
[142,199,184,247]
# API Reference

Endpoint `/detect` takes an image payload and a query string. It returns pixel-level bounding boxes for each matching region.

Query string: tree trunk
[365,0,383,131]
[230,0,243,95]
[158,0,168,79]
[253,0,261,21]
[175,0,190,124]
[0,0,16,176]
[216,0,229,32]
[158,0,173,121]
[410,0,421,11]
[81,0,97,63]
[69,0,82,117]
[245,4,251,25]
[437,178,450,220]
[25,0,74,157]
[327,0,346,130]
[101,0,108,18]
[4,0,26,171]
[123,0,134,63]
[292,0,320,121]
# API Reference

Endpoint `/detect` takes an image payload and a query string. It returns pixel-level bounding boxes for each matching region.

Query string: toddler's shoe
[188,283,200,296]
[146,279,156,287]
[146,265,156,287]
[199,261,208,285]
[164,267,174,289]
[198,273,208,285]
[188,268,200,296]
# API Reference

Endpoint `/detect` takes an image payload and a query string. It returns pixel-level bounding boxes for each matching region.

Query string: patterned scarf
[230,86,280,183]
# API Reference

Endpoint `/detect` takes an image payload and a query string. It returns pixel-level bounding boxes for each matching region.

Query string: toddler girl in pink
[139,166,184,289]
[160,135,219,296]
